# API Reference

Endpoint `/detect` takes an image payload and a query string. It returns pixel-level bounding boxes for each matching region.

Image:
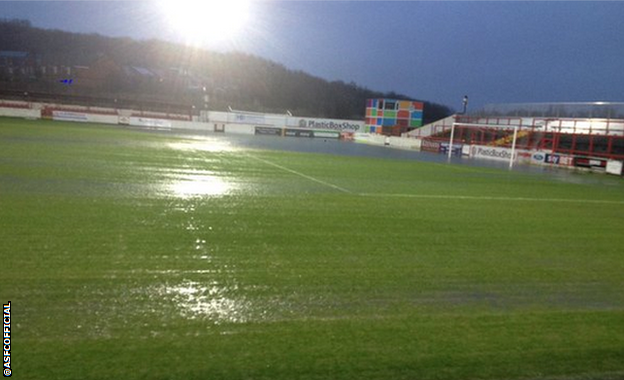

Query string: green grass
[1,117,624,380]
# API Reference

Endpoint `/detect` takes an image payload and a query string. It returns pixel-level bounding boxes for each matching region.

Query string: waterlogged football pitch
[1,118,624,380]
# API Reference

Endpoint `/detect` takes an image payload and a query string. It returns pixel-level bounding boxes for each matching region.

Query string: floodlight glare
[159,0,250,46]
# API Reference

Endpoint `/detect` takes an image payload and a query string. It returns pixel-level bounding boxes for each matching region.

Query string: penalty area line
[247,154,352,194]
[359,193,624,205]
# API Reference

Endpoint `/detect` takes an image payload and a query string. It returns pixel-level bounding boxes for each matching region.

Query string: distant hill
[0,19,453,124]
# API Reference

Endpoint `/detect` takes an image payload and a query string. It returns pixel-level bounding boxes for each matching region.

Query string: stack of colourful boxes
[365,98,424,135]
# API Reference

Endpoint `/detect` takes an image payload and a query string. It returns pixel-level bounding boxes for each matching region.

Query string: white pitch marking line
[359,193,624,205]
[248,154,352,194]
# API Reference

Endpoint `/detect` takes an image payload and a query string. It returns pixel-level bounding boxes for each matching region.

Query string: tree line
[0,19,453,123]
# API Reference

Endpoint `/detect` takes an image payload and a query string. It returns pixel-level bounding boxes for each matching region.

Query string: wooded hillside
[0,19,453,123]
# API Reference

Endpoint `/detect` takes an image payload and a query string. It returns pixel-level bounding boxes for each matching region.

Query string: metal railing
[471,102,624,119]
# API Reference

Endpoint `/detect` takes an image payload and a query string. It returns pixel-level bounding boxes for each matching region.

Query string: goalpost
[448,122,521,169]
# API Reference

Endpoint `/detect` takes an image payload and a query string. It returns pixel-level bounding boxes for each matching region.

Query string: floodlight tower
[448,95,468,161]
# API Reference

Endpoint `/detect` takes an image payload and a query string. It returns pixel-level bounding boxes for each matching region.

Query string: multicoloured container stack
[365,98,424,135]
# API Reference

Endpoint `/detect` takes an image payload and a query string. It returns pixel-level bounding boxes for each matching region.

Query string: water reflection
[162,136,238,198]
[168,138,237,153]
[168,173,233,198]
[158,280,250,323]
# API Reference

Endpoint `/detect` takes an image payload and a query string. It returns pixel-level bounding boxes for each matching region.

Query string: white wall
[354,133,422,151]
[404,114,456,138]
[0,100,41,119]
[0,107,41,119]
[224,124,255,135]
[354,133,386,146]
[170,120,209,131]
[390,136,422,150]
[85,114,119,124]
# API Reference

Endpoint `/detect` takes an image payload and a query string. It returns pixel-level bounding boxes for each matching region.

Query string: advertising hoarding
[52,111,89,122]
[470,145,517,162]
[439,143,463,157]
[129,117,172,129]
[606,160,623,175]
[574,157,607,169]
[284,129,314,138]
[421,139,441,153]
[254,126,282,136]
[545,154,574,167]
[292,118,362,132]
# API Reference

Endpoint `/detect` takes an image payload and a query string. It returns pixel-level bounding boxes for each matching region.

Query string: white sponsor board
[0,107,41,119]
[226,124,255,135]
[606,160,623,176]
[232,113,266,125]
[52,111,89,122]
[314,130,340,139]
[470,145,517,162]
[461,145,471,156]
[129,117,172,129]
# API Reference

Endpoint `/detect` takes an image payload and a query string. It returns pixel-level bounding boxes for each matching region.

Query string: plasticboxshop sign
[470,145,517,162]
[293,118,362,132]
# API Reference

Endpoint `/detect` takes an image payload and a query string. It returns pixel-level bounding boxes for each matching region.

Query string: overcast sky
[2,1,623,111]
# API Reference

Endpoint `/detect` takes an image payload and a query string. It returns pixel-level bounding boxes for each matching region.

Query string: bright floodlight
[159,0,250,46]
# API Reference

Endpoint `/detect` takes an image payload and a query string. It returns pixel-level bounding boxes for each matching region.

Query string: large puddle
[158,130,621,186]
[154,279,251,323]
[167,138,238,153]
[167,172,234,198]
